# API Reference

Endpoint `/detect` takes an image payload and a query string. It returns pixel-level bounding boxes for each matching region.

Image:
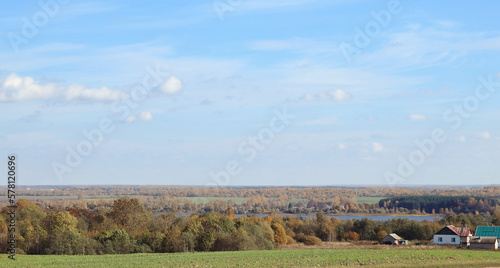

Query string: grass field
[2,248,500,267]
[356,197,388,204]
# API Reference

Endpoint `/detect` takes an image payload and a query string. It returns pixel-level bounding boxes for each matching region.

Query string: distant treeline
[379,196,499,214]
[6,186,500,216]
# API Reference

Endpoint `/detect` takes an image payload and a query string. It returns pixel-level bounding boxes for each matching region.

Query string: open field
[0,195,249,204]
[0,195,119,202]
[0,195,387,207]
[181,196,247,205]
[0,195,388,205]
[2,248,500,267]
[288,198,308,203]
[356,196,388,204]
[0,195,80,201]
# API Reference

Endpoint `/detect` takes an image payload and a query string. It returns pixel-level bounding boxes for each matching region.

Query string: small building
[383,233,404,245]
[475,226,500,243]
[469,236,498,250]
[398,240,409,245]
[433,225,472,246]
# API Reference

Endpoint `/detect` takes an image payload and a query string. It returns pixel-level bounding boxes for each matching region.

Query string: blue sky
[1,0,500,186]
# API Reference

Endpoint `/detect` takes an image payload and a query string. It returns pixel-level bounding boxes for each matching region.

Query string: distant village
[384,225,500,250]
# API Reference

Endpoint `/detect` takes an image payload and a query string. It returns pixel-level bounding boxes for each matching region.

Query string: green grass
[356,197,388,204]
[181,197,247,205]
[288,198,308,204]
[2,248,500,267]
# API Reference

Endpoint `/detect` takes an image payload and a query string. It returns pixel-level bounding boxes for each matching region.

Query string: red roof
[447,225,472,237]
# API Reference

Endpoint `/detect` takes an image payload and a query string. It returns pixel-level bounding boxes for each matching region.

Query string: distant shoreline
[328,213,443,217]
[242,213,444,217]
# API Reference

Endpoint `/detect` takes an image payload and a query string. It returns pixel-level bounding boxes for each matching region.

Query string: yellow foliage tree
[271,223,287,246]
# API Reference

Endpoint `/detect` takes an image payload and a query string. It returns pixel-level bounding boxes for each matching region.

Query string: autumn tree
[493,205,500,225]
[44,211,86,255]
[107,197,152,236]
[344,231,360,241]
[15,199,47,254]
[271,223,287,246]
[315,212,335,241]
[377,230,388,243]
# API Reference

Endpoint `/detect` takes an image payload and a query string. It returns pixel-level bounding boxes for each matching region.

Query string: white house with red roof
[433,225,472,246]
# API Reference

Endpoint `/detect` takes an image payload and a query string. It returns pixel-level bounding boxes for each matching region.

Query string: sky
[1,0,500,186]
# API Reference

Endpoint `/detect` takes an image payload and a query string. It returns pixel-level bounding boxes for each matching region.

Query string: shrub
[344,231,360,241]
[376,230,388,243]
[285,235,296,245]
[303,235,322,246]
[295,232,306,243]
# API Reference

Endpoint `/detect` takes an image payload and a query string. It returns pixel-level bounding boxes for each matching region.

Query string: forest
[379,196,499,214]
[1,197,499,255]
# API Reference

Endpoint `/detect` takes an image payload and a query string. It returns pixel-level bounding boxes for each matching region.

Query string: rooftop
[475,226,500,239]
[470,236,498,244]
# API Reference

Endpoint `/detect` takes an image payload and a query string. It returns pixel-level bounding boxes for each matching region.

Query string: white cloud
[125,111,154,123]
[372,142,384,153]
[409,114,427,121]
[303,89,351,102]
[330,89,351,101]
[1,74,58,101]
[139,111,153,122]
[338,143,346,150]
[160,76,183,94]
[457,136,466,143]
[64,84,125,101]
[0,73,127,102]
[477,132,491,140]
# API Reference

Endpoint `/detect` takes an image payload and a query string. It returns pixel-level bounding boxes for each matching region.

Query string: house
[475,226,500,243]
[383,233,403,245]
[433,225,472,246]
[469,236,498,250]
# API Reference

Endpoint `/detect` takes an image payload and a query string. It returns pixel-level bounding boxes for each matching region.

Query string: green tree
[97,229,140,254]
